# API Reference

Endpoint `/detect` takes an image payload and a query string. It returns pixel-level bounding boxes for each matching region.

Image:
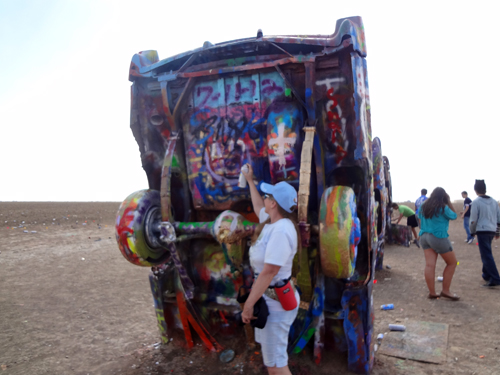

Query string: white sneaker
[464,239,468,242]
[467,238,474,244]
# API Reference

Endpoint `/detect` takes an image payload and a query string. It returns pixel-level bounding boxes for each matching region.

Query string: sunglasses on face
[263,194,272,200]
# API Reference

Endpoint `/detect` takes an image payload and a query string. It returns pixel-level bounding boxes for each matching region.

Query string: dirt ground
[1,201,499,375]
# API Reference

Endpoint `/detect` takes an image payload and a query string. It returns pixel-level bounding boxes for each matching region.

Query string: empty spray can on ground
[381,304,394,310]
[437,276,443,282]
[238,165,249,188]
[389,324,406,331]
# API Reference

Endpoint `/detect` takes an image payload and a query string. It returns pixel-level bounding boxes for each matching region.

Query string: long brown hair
[421,187,455,219]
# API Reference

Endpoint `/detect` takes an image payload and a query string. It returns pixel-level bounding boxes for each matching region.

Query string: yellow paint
[319,186,355,279]
[127,238,136,255]
[295,246,313,301]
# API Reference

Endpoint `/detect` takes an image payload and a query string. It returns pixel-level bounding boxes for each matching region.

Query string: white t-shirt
[249,208,300,311]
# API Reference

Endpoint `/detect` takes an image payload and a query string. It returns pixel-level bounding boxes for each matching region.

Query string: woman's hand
[242,303,256,324]
[241,264,280,324]
[242,163,254,183]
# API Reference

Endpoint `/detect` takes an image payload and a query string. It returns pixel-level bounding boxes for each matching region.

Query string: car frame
[116,16,392,374]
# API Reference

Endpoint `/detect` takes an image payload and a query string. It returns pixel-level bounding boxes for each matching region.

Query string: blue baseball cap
[260,181,298,213]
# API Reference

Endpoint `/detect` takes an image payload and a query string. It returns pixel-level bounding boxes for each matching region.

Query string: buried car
[116,16,392,374]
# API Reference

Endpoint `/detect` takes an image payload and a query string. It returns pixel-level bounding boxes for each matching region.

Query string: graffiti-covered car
[372,138,393,269]
[116,16,391,373]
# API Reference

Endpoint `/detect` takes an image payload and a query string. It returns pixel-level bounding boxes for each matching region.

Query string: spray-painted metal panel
[180,71,303,210]
[372,137,389,270]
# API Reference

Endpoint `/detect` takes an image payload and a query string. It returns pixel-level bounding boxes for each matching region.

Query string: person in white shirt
[241,164,300,375]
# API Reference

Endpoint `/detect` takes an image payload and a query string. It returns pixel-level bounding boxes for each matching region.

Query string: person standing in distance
[460,191,474,244]
[469,180,500,287]
[418,187,459,300]
[415,189,428,227]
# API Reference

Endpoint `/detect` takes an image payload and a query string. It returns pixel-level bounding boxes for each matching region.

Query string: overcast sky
[1,0,498,202]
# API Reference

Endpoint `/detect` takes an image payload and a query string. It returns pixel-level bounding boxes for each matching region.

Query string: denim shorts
[255,306,298,367]
[420,232,453,254]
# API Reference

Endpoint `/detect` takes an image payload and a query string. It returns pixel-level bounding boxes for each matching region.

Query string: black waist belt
[253,274,291,288]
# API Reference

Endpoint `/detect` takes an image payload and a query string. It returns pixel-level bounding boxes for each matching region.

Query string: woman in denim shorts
[418,187,460,300]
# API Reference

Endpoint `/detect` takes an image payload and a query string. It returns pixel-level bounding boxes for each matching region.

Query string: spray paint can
[381,304,394,310]
[389,324,406,331]
[437,276,444,282]
[238,165,249,188]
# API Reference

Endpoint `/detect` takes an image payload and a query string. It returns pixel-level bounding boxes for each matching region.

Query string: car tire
[319,186,361,279]
[115,189,169,267]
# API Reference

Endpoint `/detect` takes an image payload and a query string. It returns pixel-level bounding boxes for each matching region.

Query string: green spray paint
[227,57,246,67]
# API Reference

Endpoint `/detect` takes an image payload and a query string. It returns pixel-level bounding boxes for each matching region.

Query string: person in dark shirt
[460,191,474,244]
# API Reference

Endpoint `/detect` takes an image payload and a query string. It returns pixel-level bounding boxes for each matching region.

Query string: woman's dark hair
[421,187,455,219]
[474,179,486,194]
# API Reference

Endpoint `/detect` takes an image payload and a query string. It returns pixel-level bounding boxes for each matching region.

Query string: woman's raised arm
[242,164,264,215]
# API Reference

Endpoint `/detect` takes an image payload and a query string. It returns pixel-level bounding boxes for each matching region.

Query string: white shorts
[255,306,299,368]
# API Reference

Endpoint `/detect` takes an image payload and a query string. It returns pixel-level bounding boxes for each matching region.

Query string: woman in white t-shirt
[241,164,300,375]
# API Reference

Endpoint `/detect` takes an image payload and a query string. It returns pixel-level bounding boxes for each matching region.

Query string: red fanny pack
[274,280,298,311]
